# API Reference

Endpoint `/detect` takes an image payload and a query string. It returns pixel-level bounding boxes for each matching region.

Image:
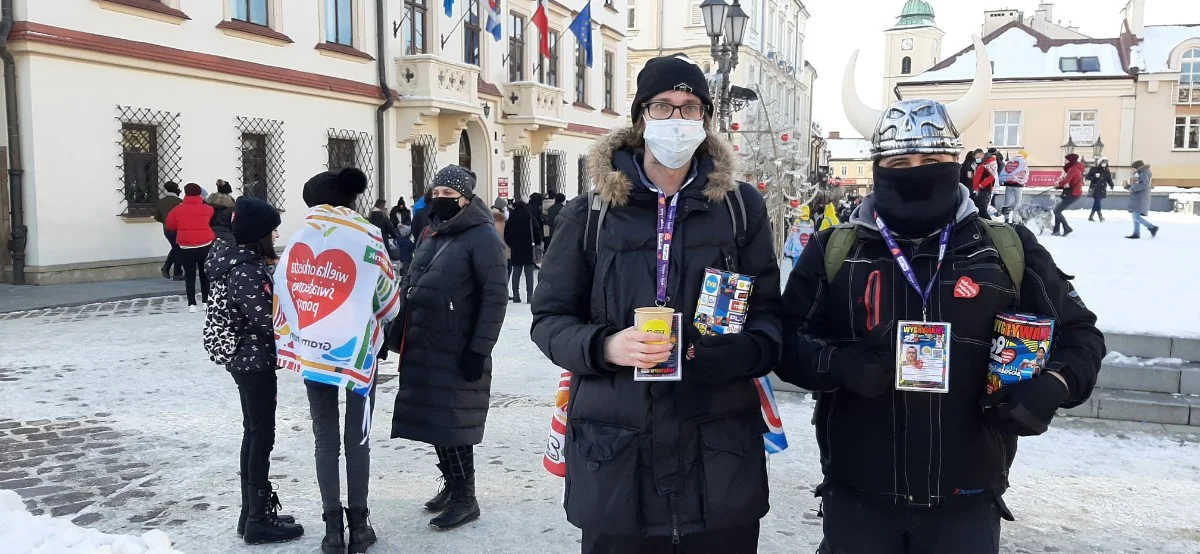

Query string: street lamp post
[700,0,749,133]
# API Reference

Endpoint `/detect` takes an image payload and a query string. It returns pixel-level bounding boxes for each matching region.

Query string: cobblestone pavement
[2,299,1199,554]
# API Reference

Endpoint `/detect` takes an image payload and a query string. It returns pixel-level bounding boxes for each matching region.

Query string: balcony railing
[395,54,480,110]
[500,81,566,122]
[1174,83,1200,106]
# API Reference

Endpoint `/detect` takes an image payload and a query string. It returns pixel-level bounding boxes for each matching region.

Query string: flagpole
[439,5,475,49]
[502,11,540,67]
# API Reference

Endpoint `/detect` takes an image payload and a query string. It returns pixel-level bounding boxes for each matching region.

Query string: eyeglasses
[642,102,708,121]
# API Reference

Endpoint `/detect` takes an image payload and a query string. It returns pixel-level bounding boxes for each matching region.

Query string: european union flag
[568,2,593,68]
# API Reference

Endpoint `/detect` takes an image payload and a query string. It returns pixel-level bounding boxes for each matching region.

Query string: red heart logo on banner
[954,276,980,299]
[286,244,357,328]
[1000,348,1017,364]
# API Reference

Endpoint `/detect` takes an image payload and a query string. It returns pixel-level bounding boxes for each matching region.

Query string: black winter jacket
[547,201,565,235]
[388,197,509,447]
[531,127,783,538]
[503,205,543,266]
[204,241,277,373]
[1087,166,1114,199]
[778,188,1105,508]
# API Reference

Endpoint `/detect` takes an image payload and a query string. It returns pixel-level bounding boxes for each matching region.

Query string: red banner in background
[498,177,509,198]
[1026,170,1062,188]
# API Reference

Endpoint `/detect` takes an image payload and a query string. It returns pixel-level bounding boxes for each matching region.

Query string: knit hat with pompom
[302,167,369,209]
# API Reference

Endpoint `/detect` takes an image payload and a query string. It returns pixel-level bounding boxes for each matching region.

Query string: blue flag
[568,2,593,68]
[444,0,453,17]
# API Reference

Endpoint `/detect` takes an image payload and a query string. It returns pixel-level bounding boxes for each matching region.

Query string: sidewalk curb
[0,290,182,314]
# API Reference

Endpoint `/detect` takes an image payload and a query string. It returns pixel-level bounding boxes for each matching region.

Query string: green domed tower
[895,0,937,29]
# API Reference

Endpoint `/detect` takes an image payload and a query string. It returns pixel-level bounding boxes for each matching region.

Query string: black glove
[982,373,1069,436]
[683,328,761,385]
[830,322,895,398]
[461,351,488,382]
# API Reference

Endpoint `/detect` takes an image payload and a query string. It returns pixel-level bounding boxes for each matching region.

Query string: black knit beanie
[303,167,369,209]
[431,165,477,199]
[630,54,712,123]
[232,197,281,245]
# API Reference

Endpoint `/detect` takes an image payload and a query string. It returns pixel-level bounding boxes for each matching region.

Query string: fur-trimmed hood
[585,126,737,207]
[207,192,235,209]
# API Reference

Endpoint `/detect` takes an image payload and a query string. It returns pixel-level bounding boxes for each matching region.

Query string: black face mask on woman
[432,197,464,221]
[871,161,963,237]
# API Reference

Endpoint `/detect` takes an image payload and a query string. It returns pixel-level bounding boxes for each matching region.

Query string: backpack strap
[979,219,1025,301]
[724,184,749,272]
[583,190,609,267]
[823,224,859,280]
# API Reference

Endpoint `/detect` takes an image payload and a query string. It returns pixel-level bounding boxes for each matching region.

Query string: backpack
[584,184,749,270]
[202,274,241,365]
[822,218,1025,302]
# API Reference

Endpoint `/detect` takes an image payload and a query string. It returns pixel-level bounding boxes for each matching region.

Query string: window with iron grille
[236,117,285,209]
[509,13,526,82]
[325,0,354,46]
[403,0,427,55]
[513,151,530,200]
[538,31,559,87]
[116,106,181,218]
[231,0,269,26]
[325,129,376,213]
[539,150,565,196]
[464,0,481,65]
[411,135,438,202]
[575,43,588,103]
[603,51,614,110]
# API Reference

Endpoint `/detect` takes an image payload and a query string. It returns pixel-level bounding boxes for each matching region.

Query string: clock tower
[881,0,945,108]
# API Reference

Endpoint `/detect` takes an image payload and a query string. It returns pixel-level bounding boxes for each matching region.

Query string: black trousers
[179,245,212,306]
[581,522,760,554]
[434,445,474,479]
[1053,196,1081,233]
[973,187,994,219]
[232,371,277,488]
[162,230,182,276]
[817,485,1002,554]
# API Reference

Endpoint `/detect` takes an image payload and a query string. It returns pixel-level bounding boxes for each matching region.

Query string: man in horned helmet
[777,36,1105,553]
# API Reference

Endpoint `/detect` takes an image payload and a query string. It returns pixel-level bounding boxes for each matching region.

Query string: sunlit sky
[804,0,1200,139]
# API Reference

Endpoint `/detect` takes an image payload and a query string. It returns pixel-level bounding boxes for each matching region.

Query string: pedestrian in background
[1087,157,1114,222]
[166,183,215,312]
[972,150,999,218]
[503,198,541,303]
[960,148,984,190]
[412,190,434,240]
[1053,153,1085,236]
[208,180,236,243]
[493,196,510,221]
[1126,160,1159,239]
[155,181,184,280]
[546,193,567,247]
[203,197,302,545]
[387,165,508,531]
[999,155,1029,224]
[390,197,413,228]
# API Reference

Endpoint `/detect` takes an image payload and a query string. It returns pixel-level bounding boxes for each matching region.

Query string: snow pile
[1104,352,1185,366]
[1137,25,1200,74]
[915,27,1126,82]
[0,490,183,554]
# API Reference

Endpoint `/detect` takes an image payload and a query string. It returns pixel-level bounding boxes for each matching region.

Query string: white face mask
[642,118,708,169]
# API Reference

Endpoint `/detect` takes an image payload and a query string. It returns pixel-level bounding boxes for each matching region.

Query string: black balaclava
[871,162,962,237]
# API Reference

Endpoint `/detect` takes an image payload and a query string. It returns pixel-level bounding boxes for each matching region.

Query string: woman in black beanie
[203,197,303,545]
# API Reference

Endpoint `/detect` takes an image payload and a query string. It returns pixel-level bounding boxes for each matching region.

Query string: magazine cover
[987,313,1055,394]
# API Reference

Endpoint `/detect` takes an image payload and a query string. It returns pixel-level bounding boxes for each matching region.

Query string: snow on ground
[0,490,181,553]
[1104,352,1185,366]
[1034,210,1200,338]
[2,301,1199,553]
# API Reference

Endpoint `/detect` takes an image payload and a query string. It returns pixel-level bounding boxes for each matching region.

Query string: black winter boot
[1150,225,1160,238]
[320,509,346,554]
[238,481,295,536]
[425,463,452,512]
[346,507,378,553]
[243,486,304,544]
[428,475,480,530]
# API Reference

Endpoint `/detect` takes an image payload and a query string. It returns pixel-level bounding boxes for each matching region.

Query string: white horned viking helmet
[843,35,992,160]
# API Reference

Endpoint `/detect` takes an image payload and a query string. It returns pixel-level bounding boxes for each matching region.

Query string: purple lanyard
[655,192,680,306]
[874,211,953,321]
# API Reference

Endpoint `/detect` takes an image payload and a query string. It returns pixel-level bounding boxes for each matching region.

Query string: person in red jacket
[971,151,999,218]
[166,182,216,311]
[1052,153,1085,237]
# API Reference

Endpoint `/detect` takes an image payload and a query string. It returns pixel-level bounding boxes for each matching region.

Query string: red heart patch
[954,276,980,299]
[286,244,357,328]
[1000,348,1017,364]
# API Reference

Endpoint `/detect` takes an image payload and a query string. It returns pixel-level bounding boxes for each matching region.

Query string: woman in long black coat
[1087,157,1114,222]
[502,199,542,303]
[387,165,508,531]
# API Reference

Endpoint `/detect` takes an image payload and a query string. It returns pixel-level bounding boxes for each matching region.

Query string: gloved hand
[461,351,488,382]
[683,328,761,385]
[830,322,896,398]
[982,373,1069,436]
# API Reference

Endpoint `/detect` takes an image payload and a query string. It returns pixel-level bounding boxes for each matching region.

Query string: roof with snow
[826,138,873,160]
[1134,25,1200,74]
[901,21,1130,85]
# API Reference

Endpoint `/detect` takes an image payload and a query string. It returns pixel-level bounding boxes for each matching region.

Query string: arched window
[901,56,913,75]
[458,129,472,169]
[1181,47,1200,84]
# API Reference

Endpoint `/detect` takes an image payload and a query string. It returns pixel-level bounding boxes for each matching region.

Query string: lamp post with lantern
[700,0,750,133]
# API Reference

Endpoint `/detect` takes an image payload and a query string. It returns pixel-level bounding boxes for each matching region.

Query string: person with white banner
[273,167,400,554]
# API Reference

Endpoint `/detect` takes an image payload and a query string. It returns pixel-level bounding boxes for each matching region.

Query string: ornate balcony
[499,81,568,154]
[394,55,484,148]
